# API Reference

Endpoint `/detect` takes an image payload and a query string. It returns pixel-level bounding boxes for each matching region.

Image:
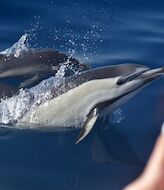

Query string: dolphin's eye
[117,78,127,85]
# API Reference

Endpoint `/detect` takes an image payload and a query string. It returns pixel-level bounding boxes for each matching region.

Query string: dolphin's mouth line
[135,68,164,83]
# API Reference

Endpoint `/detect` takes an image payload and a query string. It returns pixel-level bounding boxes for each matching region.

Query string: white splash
[109,108,125,124]
[0,75,64,125]
[0,89,34,124]
[1,34,29,57]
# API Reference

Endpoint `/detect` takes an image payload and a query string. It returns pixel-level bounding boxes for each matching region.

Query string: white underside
[19,78,120,128]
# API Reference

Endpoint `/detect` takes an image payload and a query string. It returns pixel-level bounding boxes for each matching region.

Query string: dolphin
[16,63,164,143]
[0,48,89,98]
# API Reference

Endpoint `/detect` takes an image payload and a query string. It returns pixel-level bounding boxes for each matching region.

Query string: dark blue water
[0,0,164,190]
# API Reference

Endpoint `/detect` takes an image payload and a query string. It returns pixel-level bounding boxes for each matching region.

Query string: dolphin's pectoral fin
[76,108,99,144]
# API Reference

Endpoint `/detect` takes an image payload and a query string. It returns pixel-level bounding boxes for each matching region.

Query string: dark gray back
[0,49,88,74]
[67,63,149,86]
[50,64,150,98]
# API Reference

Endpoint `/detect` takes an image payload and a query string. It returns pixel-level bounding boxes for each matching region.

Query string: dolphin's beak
[136,67,164,84]
[117,67,164,86]
[115,67,164,106]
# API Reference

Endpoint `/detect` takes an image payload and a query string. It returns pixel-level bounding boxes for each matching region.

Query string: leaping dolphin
[0,48,89,98]
[16,64,164,143]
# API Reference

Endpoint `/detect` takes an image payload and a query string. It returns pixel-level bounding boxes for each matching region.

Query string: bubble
[110,108,125,124]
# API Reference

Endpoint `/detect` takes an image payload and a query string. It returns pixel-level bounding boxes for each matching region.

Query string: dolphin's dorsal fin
[76,108,99,144]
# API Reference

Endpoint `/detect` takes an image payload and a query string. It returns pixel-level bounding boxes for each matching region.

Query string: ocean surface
[0,0,164,190]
